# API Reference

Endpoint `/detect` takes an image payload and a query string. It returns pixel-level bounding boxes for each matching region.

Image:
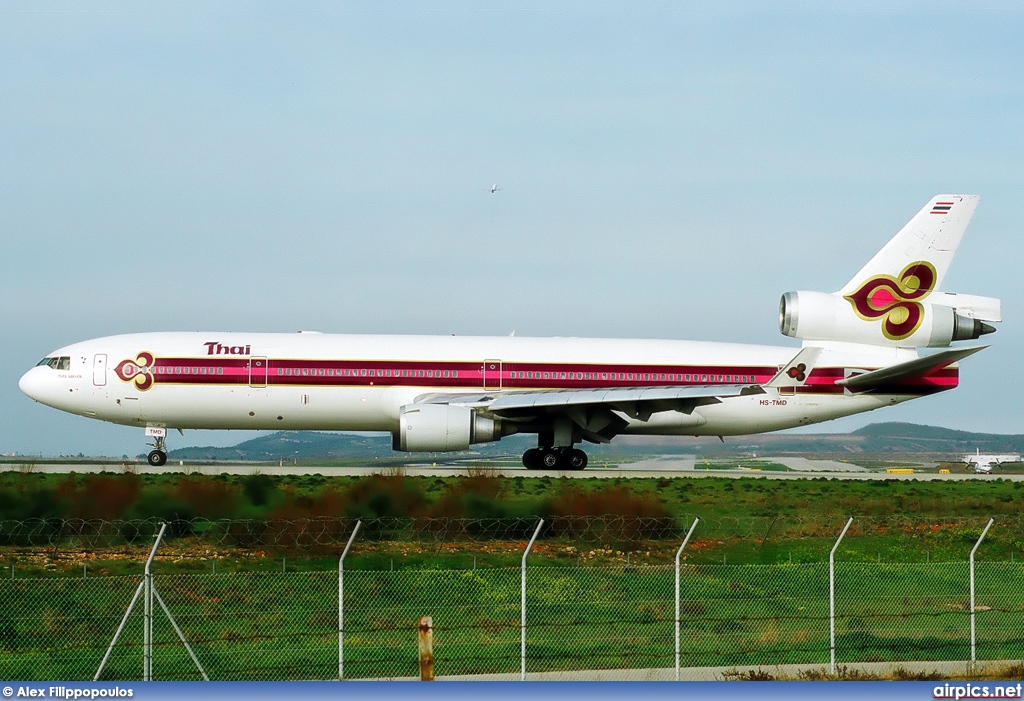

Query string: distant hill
[167,431,534,461]
[166,422,1024,461]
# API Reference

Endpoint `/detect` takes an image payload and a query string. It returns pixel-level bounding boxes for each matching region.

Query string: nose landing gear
[146,427,168,467]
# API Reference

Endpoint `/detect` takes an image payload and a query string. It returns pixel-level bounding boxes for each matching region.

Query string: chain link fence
[4,564,1024,679]
[3,516,1024,680]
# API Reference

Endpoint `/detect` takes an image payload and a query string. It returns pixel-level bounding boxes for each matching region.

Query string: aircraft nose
[19,367,48,403]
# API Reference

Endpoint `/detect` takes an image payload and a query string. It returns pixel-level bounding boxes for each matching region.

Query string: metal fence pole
[830,517,853,674]
[675,518,700,681]
[93,580,145,681]
[521,518,543,681]
[338,520,362,681]
[144,523,166,682]
[970,518,994,666]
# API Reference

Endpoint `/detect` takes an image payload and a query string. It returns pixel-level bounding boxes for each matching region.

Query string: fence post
[418,616,435,681]
[521,518,543,681]
[143,523,166,682]
[675,517,700,681]
[95,522,166,682]
[830,517,853,674]
[338,520,362,681]
[970,518,994,666]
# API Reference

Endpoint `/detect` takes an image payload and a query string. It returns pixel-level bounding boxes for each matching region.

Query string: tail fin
[838,195,980,296]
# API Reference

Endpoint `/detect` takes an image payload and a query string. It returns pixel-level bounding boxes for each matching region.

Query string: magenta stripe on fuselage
[141,357,958,396]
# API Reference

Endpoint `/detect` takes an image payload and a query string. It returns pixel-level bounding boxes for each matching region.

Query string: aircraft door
[92,354,107,387]
[483,359,502,390]
[249,357,268,388]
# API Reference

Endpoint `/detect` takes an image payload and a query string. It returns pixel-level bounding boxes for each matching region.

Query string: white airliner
[962,449,1019,474]
[20,195,1000,470]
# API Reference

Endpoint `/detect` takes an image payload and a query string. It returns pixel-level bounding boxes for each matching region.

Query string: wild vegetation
[1,470,1022,577]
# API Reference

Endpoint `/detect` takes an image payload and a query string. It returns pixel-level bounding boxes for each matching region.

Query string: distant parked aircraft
[962,449,1020,474]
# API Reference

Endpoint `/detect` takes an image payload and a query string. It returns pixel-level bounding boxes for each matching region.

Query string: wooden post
[418,616,434,681]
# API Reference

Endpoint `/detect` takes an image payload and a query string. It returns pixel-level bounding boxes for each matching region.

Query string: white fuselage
[19,331,956,442]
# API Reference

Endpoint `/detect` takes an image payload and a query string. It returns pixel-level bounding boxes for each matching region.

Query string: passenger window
[217,367,223,375]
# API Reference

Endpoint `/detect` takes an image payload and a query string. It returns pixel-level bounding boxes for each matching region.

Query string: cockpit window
[36,357,70,370]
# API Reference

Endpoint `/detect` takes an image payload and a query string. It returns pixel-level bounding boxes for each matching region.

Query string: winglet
[766,347,822,389]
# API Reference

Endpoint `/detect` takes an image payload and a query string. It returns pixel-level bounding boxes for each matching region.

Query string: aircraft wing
[836,346,987,391]
[416,383,765,443]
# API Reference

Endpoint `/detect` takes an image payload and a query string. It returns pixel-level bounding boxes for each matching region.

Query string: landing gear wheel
[568,448,588,470]
[522,448,542,470]
[540,449,560,469]
[147,450,167,467]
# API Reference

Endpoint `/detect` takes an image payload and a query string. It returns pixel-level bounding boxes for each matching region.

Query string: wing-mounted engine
[393,403,512,452]
[779,290,998,348]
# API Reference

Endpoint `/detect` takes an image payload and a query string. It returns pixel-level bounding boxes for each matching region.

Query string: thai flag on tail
[931,201,954,214]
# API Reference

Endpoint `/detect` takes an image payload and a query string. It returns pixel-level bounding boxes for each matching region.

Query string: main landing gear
[522,447,588,471]
[146,428,168,467]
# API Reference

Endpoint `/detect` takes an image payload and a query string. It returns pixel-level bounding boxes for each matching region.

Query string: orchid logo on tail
[844,261,936,341]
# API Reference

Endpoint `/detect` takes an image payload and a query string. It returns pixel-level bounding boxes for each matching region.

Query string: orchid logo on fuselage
[114,352,156,391]
[844,261,936,341]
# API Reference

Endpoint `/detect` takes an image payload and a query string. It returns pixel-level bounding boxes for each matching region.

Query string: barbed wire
[0,514,1021,551]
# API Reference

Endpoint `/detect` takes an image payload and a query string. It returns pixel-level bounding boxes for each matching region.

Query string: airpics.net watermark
[934,683,1024,699]
[3,688,133,700]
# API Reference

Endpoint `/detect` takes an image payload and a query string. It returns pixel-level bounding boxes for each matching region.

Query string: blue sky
[2,2,1022,456]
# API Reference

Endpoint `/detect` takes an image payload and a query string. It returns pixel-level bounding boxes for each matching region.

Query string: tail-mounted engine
[779,290,998,348]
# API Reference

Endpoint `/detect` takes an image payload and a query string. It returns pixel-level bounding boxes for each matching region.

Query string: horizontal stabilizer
[837,346,987,391]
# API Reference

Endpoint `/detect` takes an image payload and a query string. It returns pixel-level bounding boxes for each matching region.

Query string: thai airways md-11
[20,195,1000,469]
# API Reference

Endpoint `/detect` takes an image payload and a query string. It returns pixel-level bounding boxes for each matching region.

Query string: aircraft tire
[148,450,167,467]
[540,449,560,469]
[522,448,542,470]
[568,448,588,470]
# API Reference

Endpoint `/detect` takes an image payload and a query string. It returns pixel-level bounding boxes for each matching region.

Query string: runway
[2,457,1016,481]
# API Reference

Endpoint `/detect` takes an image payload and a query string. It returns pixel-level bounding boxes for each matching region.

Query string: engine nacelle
[780,290,996,348]
[393,403,506,452]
